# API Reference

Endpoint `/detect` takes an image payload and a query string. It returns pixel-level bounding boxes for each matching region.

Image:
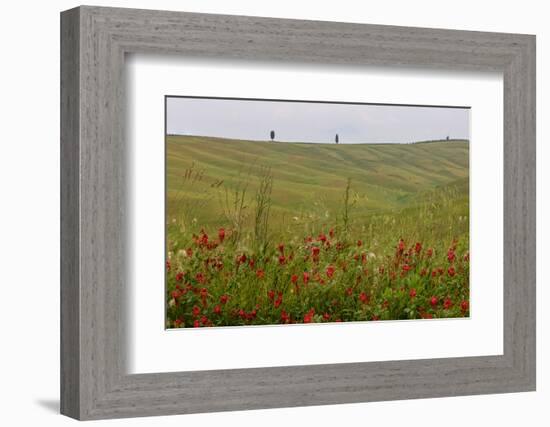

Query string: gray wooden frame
[60,5,536,420]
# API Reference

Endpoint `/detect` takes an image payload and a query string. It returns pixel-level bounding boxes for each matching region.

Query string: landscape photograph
[165,96,470,328]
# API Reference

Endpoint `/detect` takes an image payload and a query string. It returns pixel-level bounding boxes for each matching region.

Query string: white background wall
[0,0,546,425]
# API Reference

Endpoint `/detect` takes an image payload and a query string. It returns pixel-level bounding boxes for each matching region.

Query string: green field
[166,135,470,327]
[167,135,468,247]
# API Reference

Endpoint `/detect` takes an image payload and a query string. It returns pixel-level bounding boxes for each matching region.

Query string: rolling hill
[166,135,469,231]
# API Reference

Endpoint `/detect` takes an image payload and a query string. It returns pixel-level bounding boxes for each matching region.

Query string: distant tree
[270,130,275,142]
[446,135,450,141]
[335,133,339,144]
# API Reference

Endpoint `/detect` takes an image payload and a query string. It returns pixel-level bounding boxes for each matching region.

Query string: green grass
[165,135,470,327]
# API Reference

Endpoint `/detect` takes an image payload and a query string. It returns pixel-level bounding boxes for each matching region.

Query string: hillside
[166,136,469,231]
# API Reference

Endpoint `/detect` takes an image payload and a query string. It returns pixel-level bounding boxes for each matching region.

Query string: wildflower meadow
[166,135,469,328]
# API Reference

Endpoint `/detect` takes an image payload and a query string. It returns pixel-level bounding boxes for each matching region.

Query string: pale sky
[166,96,470,144]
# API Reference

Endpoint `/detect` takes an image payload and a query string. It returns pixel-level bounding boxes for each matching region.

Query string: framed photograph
[61,6,536,420]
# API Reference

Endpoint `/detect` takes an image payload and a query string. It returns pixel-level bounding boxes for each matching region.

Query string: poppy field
[166,135,469,328]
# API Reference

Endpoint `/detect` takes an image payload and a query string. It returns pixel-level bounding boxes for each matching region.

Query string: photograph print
[165,96,470,328]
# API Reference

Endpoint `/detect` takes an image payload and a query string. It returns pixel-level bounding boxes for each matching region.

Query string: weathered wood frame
[60,6,536,420]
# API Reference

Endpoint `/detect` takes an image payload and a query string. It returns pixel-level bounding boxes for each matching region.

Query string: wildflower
[420,268,427,276]
[430,296,438,307]
[318,233,327,243]
[359,292,369,304]
[214,305,222,315]
[195,272,206,284]
[248,258,255,269]
[166,260,171,272]
[174,318,183,327]
[448,267,456,277]
[460,300,469,312]
[443,298,453,310]
[426,248,433,257]
[414,242,422,254]
[218,227,225,243]
[278,255,286,265]
[220,294,229,304]
[357,240,363,247]
[193,320,200,328]
[303,308,315,323]
[256,269,265,279]
[346,287,353,296]
[326,265,336,278]
[192,305,200,317]
[402,264,412,273]
[329,228,335,238]
[277,243,285,254]
[186,247,193,257]
[237,254,247,265]
[280,310,290,323]
[311,246,320,257]
[291,274,298,284]
[409,288,417,298]
[447,249,456,263]
[303,271,310,284]
[323,313,331,321]
[397,239,405,253]
[268,290,275,301]
[274,292,283,308]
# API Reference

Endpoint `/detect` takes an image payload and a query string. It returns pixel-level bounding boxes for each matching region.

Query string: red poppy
[195,272,206,284]
[326,265,336,278]
[420,268,427,276]
[426,248,433,257]
[303,308,315,323]
[218,228,225,242]
[277,243,285,254]
[248,258,255,269]
[414,242,422,254]
[303,271,310,284]
[460,300,469,312]
[192,305,201,317]
[402,264,412,273]
[346,287,353,296]
[311,246,320,257]
[357,240,362,247]
[318,233,327,243]
[323,313,331,321]
[447,267,456,277]
[291,274,298,284]
[171,289,182,300]
[186,247,193,257]
[463,252,470,262]
[268,290,275,301]
[397,239,405,253]
[220,294,229,304]
[274,292,283,308]
[329,228,335,238]
[166,260,171,272]
[409,288,417,298]
[359,292,369,304]
[443,298,453,310]
[378,266,385,274]
[237,254,247,265]
[447,249,456,263]
[280,310,290,323]
[174,318,183,327]
[193,320,200,328]
[430,296,438,307]
[214,304,222,315]
[278,255,286,265]
[256,269,265,279]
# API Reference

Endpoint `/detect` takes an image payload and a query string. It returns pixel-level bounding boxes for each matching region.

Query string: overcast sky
[166,97,470,144]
